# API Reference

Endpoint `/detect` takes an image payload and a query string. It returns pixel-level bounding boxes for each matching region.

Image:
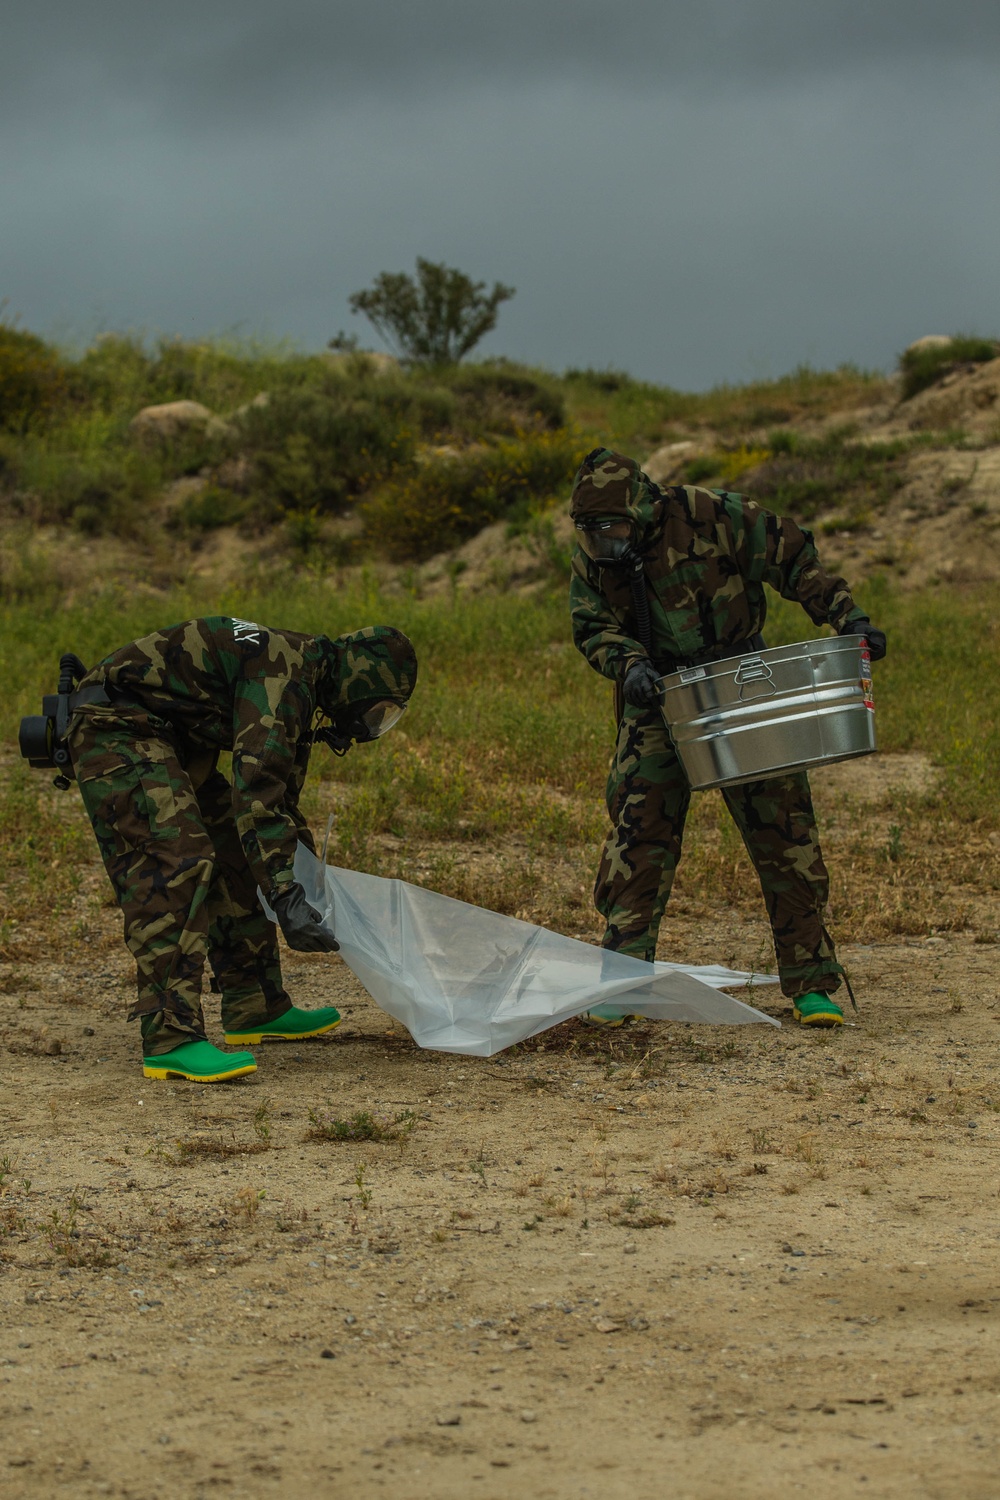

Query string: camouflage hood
[321,625,418,714]
[569,448,662,534]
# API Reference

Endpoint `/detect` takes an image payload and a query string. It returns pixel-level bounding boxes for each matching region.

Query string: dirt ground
[2,827,999,1500]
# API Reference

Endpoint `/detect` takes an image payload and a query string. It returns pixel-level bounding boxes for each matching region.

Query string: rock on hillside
[903,335,954,356]
[642,441,703,485]
[129,400,214,442]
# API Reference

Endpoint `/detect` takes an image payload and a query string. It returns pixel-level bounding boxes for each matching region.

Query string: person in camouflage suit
[569,448,886,1028]
[67,616,417,1080]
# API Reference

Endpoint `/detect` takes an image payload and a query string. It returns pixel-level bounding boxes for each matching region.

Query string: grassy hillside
[0,326,900,562]
[1,326,997,958]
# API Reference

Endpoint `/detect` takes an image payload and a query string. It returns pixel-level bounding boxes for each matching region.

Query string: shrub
[176,484,250,530]
[360,428,582,560]
[71,335,153,414]
[683,455,720,484]
[13,439,161,533]
[445,363,565,433]
[563,367,635,392]
[236,382,416,514]
[900,335,999,401]
[0,326,66,433]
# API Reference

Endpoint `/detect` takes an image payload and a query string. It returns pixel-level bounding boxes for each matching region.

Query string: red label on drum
[860,645,874,710]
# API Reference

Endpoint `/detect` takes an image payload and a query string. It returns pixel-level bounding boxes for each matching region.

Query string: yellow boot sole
[142,1058,257,1081]
[792,1006,844,1028]
[223,1017,341,1045]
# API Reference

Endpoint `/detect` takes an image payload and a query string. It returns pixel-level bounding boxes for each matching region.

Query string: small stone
[344,1314,357,1325]
[435,1412,461,1426]
[623,1241,637,1254]
[520,1410,537,1423]
[320,1349,335,1359]
[82,1027,95,1036]
[593,1317,621,1334]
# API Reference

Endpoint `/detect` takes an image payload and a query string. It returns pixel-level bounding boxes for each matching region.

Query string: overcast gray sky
[2,1,998,387]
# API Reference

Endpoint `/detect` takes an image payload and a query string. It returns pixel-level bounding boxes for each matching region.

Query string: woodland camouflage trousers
[69,707,292,1055]
[595,707,842,999]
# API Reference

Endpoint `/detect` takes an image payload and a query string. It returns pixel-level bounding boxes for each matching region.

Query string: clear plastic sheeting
[272,844,780,1057]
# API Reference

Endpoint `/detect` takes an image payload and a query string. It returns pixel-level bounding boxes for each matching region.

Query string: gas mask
[315,697,408,755]
[574,516,640,568]
[315,625,417,754]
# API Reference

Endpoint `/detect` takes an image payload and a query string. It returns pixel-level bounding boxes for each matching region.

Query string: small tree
[347,258,515,365]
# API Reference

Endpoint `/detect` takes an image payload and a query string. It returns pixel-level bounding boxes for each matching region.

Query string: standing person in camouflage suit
[67,616,417,1081]
[570,449,886,1028]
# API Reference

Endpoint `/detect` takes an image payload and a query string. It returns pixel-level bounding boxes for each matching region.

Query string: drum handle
[734,655,777,700]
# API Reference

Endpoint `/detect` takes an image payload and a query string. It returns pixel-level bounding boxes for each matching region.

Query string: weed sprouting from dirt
[252,1098,273,1143]
[353,1163,373,1210]
[222,1186,266,1223]
[169,1133,271,1163]
[305,1107,418,1144]
[44,1190,113,1270]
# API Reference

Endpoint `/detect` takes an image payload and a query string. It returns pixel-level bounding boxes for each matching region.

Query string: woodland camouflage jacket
[570,485,865,682]
[76,616,337,899]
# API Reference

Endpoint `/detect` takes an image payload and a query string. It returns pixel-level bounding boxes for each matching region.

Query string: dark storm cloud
[2,1,998,387]
[4,0,1000,131]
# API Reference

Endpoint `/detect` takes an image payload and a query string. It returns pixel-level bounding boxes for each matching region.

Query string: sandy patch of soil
[1,860,998,1498]
[809,751,938,804]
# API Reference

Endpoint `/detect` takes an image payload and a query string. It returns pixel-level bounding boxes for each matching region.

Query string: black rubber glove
[272,883,340,953]
[622,659,663,708]
[839,615,887,662]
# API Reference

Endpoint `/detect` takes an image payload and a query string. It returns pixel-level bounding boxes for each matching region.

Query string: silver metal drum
[658,635,876,790]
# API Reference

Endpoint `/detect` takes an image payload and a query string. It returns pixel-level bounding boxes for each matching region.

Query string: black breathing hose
[58,653,88,695]
[629,564,652,652]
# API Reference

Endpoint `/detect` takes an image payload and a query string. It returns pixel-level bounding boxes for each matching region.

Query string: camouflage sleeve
[230,671,314,899]
[283,738,317,856]
[725,493,864,629]
[569,551,649,681]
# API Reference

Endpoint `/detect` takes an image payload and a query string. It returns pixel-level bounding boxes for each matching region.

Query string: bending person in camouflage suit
[67,617,417,1081]
[569,449,886,1028]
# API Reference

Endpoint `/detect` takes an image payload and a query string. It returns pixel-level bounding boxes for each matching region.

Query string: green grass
[2,577,996,842]
[0,577,996,955]
[562,364,893,451]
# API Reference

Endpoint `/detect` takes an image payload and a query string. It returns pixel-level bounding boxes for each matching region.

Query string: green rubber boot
[581,1005,631,1028]
[793,992,844,1028]
[142,1039,257,1082]
[224,1005,341,1045]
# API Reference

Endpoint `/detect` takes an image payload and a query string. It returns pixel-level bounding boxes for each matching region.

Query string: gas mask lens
[358,699,406,739]
[575,517,635,562]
